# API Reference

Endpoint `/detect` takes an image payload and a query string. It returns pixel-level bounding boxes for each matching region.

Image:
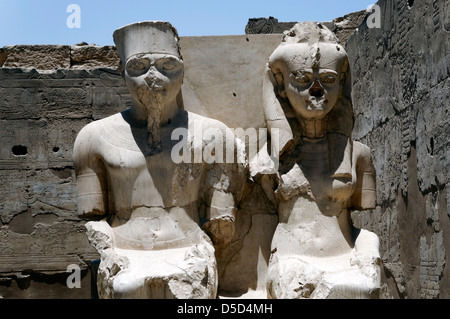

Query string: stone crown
[113,21,181,63]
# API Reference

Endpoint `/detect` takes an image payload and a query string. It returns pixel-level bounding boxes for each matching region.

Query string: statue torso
[87,111,213,248]
[94,112,205,213]
[271,137,357,257]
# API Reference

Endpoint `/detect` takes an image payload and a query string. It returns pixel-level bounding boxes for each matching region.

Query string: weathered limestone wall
[245,10,367,45]
[0,68,127,298]
[346,0,449,298]
[0,44,120,70]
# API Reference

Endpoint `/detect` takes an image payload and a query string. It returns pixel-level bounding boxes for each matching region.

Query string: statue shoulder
[74,121,99,151]
[73,121,100,166]
[74,113,127,159]
[352,140,374,166]
[77,112,124,134]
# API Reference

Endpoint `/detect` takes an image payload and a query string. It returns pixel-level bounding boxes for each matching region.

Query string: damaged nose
[145,67,163,88]
[309,81,324,97]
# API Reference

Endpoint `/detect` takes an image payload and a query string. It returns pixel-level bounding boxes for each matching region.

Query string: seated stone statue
[252,22,381,299]
[73,21,246,299]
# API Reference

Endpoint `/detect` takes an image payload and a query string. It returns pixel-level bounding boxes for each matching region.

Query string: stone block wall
[0,44,120,70]
[0,68,129,298]
[346,0,449,298]
[245,10,367,45]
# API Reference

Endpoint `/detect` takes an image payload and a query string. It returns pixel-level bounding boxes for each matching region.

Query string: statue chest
[276,142,355,204]
[101,144,204,209]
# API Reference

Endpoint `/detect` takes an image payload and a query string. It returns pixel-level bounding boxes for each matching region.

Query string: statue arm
[350,143,377,210]
[73,125,108,218]
[202,188,236,247]
[202,129,249,247]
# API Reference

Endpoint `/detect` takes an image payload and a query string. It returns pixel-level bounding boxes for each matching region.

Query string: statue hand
[202,215,235,248]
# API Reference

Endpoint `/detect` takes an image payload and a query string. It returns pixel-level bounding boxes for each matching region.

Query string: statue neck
[126,98,180,153]
[128,98,179,128]
[298,117,327,139]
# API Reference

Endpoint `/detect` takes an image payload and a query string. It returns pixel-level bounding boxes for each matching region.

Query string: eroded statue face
[124,53,184,110]
[279,43,345,120]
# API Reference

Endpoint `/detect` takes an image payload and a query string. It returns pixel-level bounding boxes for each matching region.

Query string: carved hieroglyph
[252,22,382,299]
[73,21,246,299]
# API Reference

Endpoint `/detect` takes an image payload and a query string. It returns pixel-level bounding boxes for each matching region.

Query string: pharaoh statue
[252,22,381,298]
[73,21,246,299]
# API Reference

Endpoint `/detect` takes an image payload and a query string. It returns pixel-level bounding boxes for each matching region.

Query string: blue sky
[0,0,375,47]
